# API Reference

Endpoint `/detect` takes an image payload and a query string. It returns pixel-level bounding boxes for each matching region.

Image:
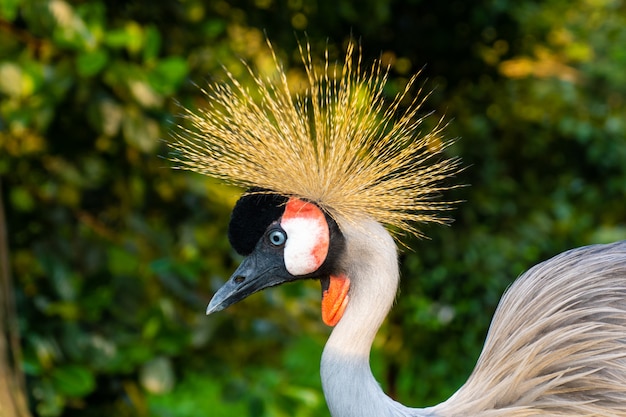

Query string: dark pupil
[270,231,284,245]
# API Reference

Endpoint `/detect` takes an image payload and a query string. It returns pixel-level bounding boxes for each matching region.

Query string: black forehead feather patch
[228,191,289,255]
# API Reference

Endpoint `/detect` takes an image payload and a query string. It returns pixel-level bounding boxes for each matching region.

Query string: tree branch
[0,178,32,417]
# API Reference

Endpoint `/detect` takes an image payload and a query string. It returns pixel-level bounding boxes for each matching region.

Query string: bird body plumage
[171,40,626,416]
[326,219,626,417]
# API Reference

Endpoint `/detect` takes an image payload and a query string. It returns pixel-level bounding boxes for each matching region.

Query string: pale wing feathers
[434,241,626,416]
[171,41,460,237]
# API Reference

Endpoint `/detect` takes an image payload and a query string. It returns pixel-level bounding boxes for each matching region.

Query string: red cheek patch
[281,199,330,276]
[321,274,350,327]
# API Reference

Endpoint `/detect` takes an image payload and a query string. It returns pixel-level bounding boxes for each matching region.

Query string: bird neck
[320,220,434,417]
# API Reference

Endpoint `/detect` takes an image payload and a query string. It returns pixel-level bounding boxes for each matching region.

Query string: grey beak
[206,248,294,314]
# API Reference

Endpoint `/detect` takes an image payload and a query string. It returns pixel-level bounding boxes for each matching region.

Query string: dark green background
[1,0,625,415]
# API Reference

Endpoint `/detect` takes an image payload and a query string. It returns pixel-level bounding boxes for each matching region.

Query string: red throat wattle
[322,274,350,326]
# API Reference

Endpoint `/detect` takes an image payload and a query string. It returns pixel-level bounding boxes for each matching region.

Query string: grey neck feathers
[319,223,626,417]
[320,220,435,417]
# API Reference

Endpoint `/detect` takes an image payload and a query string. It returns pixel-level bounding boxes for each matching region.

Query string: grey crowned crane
[172,42,626,416]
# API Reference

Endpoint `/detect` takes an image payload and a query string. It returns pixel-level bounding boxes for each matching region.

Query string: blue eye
[268,229,287,246]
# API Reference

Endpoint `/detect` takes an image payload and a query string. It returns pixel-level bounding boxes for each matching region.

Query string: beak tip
[206,300,223,315]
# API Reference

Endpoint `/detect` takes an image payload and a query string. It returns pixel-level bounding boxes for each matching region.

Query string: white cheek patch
[281,199,330,276]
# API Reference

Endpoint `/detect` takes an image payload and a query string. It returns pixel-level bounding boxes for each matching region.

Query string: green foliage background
[1,0,625,416]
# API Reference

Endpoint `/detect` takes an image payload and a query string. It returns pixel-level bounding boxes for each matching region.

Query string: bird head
[171,40,460,326]
[206,191,349,326]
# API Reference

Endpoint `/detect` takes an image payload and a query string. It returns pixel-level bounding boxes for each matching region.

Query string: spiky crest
[171,40,461,237]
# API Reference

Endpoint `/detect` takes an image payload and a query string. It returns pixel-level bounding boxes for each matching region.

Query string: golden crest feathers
[171,40,461,237]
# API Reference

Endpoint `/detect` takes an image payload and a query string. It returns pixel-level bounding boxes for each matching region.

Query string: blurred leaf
[147,372,248,417]
[89,96,123,137]
[149,57,188,94]
[140,356,175,394]
[129,80,164,108]
[33,379,65,417]
[76,49,109,77]
[104,28,132,49]
[143,25,162,62]
[49,0,96,50]
[104,21,144,53]
[0,62,26,97]
[202,19,226,39]
[9,185,35,211]
[50,365,96,397]
[122,107,160,151]
[0,0,20,21]
[123,21,144,54]
[107,245,139,276]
